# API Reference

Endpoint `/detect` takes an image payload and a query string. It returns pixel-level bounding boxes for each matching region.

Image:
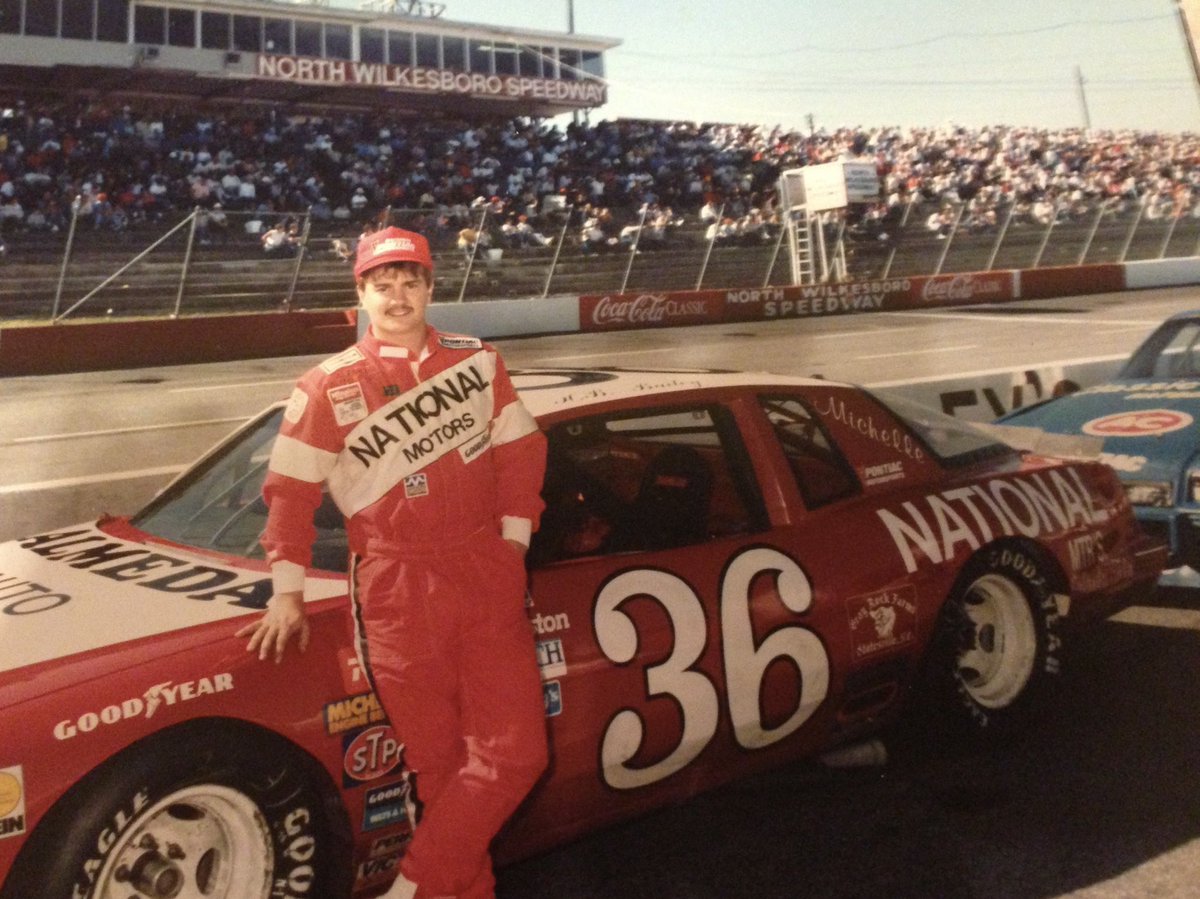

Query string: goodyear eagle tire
[923,545,1063,739]
[1,719,350,899]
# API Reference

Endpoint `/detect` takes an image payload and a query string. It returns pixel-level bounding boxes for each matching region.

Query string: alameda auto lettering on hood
[0,527,344,672]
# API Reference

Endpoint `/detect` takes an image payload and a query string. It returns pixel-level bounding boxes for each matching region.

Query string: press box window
[168,9,195,48]
[264,18,292,54]
[23,0,54,37]
[62,2,95,40]
[360,27,384,63]
[443,36,465,70]
[134,5,165,45]
[295,21,320,57]
[388,30,413,65]
[200,11,229,49]
[233,15,262,53]
[530,404,766,565]
[96,0,127,42]
[325,23,350,60]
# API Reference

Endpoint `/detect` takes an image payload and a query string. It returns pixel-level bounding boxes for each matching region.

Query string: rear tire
[1,719,351,899]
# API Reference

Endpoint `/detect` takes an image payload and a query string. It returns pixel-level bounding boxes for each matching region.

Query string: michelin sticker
[0,766,27,840]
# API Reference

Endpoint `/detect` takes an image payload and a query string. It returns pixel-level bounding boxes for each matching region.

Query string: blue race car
[1000,310,1200,571]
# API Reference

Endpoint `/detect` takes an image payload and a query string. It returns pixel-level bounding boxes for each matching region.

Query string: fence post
[619,205,649,295]
[1076,200,1108,267]
[694,203,724,290]
[763,219,787,288]
[541,208,573,298]
[457,207,490,303]
[986,200,1017,272]
[50,196,82,321]
[284,211,313,311]
[933,204,964,276]
[173,207,201,317]
[1158,207,1181,259]
[881,196,916,280]
[1118,195,1148,263]
[1031,200,1061,269]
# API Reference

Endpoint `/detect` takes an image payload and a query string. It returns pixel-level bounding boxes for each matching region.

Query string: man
[238,227,548,899]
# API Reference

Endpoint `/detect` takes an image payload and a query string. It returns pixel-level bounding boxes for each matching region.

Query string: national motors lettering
[257,54,606,107]
[343,361,489,471]
[327,355,495,517]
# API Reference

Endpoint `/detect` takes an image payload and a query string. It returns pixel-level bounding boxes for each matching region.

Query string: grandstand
[2,2,1200,323]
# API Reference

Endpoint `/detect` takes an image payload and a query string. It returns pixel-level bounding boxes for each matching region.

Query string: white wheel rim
[92,783,273,898]
[955,572,1038,710]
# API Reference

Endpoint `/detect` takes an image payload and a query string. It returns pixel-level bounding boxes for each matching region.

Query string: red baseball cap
[354,227,434,280]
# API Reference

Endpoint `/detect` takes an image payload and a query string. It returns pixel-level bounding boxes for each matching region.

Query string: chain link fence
[1,195,1197,322]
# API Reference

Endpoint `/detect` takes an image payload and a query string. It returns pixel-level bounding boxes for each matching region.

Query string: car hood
[0,522,346,675]
[1001,379,1200,481]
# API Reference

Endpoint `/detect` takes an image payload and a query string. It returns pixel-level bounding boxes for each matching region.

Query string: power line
[620,12,1175,60]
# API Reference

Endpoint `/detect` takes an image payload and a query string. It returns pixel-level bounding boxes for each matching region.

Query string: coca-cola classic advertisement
[579,292,725,331]
[912,271,1015,306]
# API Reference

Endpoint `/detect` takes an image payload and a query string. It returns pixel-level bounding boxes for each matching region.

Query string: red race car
[0,369,1165,897]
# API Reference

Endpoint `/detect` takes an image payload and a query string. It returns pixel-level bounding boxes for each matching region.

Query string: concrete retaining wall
[1,260,1194,377]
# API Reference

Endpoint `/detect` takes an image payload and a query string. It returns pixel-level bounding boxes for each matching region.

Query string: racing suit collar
[363,324,438,361]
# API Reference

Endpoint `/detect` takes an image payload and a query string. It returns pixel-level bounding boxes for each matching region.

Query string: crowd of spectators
[1,96,1199,261]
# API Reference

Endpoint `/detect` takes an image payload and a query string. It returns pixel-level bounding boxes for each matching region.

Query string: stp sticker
[343,725,404,786]
[1082,409,1194,437]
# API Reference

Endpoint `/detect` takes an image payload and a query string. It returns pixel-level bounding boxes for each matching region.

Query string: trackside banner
[578,266,1125,332]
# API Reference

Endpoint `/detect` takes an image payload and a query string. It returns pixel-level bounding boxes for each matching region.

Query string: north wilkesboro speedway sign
[256,54,607,105]
[576,266,1126,332]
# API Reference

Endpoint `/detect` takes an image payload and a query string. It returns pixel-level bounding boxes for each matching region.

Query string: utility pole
[1175,1,1200,114]
[1075,66,1092,130]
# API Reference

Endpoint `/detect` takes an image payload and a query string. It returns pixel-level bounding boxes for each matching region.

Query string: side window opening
[530,404,766,566]
[759,395,859,509]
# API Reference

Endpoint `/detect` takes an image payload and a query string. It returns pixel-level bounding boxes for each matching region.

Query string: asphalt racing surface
[5,286,1200,897]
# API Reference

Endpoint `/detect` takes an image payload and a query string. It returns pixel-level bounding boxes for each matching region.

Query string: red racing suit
[261,326,548,898]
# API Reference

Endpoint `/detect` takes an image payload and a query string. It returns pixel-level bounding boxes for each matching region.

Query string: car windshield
[1120,317,1200,378]
[131,407,349,571]
[869,390,1016,468]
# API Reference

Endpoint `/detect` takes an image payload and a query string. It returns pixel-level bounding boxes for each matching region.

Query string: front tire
[923,545,1063,738]
[1,719,351,899]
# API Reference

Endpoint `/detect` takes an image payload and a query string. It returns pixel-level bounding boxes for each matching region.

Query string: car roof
[509,368,842,419]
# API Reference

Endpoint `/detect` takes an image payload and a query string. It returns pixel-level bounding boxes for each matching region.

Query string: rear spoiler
[974,423,1104,460]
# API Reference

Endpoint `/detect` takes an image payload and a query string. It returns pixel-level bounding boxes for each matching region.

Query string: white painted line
[170,379,298,394]
[882,310,1161,327]
[0,465,186,496]
[8,417,247,446]
[856,344,978,361]
[813,326,921,340]
[866,353,1127,388]
[1109,605,1200,631]
[536,347,694,362]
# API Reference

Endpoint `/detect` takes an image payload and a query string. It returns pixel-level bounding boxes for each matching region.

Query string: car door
[502,390,847,859]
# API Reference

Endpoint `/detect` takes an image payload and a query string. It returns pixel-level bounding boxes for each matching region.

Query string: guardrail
[1,196,1198,322]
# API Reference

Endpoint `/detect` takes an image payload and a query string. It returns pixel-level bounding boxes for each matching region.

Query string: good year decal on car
[592,546,830,790]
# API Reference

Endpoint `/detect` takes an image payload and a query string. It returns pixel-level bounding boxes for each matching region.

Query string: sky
[402,0,1200,133]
